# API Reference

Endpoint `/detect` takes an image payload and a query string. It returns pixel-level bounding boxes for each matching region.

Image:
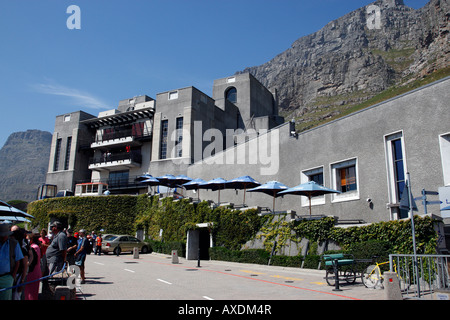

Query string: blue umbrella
[182,178,206,201]
[278,181,341,216]
[247,181,289,212]
[225,176,261,205]
[0,200,34,219]
[136,173,154,182]
[173,175,193,186]
[140,176,161,194]
[198,178,228,203]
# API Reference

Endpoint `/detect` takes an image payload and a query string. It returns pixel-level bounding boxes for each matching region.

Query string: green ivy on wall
[28,195,439,255]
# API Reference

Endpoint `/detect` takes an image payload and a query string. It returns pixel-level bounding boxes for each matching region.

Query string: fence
[389,254,450,299]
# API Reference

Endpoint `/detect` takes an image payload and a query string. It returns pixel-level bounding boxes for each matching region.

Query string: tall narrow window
[64,137,72,170]
[385,132,407,219]
[53,138,62,171]
[226,87,237,104]
[175,117,183,158]
[160,120,168,159]
[392,139,405,202]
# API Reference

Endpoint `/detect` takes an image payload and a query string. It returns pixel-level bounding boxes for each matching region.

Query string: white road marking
[94,262,104,265]
[124,269,135,273]
[157,279,172,285]
[203,296,214,300]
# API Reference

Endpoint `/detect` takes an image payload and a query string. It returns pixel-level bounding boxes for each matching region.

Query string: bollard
[332,259,341,291]
[54,286,71,300]
[197,248,201,268]
[133,247,139,259]
[384,272,402,300]
[172,250,179,264]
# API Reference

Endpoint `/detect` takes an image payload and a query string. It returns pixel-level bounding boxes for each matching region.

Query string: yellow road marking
[240,270,265,275]
[270,275,303,281]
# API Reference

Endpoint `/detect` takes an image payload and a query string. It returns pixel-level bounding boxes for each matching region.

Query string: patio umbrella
[172,175,192,186]
[0,216,32,223]
[182,178,206,201]
[155,174,176,187]
[198,178,228,204]
[136,173,154,182]
[140,175,161,194]
[278,181,341,216]
[247,181,288,212]
[225,176,261,206]
[0,200,34,219]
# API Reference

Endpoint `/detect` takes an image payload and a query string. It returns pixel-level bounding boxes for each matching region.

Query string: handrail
[0,262,67,293]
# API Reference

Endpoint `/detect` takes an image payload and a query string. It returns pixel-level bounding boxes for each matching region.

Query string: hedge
[27,195,440,262]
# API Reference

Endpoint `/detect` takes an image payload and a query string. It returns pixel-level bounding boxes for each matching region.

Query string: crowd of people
[0,220,102,300]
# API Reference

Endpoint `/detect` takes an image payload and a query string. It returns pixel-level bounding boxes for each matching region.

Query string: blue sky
[0,0,429,148]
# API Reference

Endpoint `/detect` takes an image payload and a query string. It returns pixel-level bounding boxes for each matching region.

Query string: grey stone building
[45,73,283,195]
[45,73,450,241]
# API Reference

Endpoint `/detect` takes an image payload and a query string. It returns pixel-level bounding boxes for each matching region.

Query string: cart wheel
[362,265,380,288]
[344,269,356,284]
[325,268,336,286]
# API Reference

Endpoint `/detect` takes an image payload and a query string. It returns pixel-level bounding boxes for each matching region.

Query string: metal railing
[389,254,450,299]
[89,151,142,166]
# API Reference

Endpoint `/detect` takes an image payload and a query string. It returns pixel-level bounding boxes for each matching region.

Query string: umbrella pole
[273,191,276,213]
[309,195,312,216]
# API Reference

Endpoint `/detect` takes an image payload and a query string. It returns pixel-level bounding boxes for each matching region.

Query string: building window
[226,87,237,104]
[160,119,168,159]
[439,133,450,186]
[64,137,72,170]
[64,114,71,122]
[331,158,359,202]
[301,166,325,207]
[385,132,408,219]
[53,138,62,171]
[175,117,183,158]
[168,91,178,100]
[109,170,129,188]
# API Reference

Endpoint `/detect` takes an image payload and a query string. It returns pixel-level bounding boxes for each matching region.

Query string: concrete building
[45,73,284,195]
[45,74,450,237]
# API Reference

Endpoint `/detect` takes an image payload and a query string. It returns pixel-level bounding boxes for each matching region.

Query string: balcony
[90,127,152,149]
[89,151,142,171]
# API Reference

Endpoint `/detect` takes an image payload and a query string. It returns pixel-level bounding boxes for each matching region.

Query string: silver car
[101,234,149,255]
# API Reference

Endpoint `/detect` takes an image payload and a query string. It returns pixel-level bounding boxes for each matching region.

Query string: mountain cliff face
[238,0,449,130]
[0,130,52,202]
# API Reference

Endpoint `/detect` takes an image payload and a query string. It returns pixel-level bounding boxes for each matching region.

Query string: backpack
[28,246,38,273]
[8,237,18,273]
[84,238,93,254]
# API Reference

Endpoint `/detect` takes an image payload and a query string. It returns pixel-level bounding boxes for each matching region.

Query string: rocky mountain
[0,130,52,202]
[238,0,449,131]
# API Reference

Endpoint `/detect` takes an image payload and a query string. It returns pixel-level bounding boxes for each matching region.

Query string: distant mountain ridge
[237,0,449,131]
[0,130,52,202]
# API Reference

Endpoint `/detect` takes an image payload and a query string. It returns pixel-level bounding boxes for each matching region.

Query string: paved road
[74,252,385,301]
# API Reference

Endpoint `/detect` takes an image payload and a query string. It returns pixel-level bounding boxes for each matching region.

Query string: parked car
[101,234,150,255]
